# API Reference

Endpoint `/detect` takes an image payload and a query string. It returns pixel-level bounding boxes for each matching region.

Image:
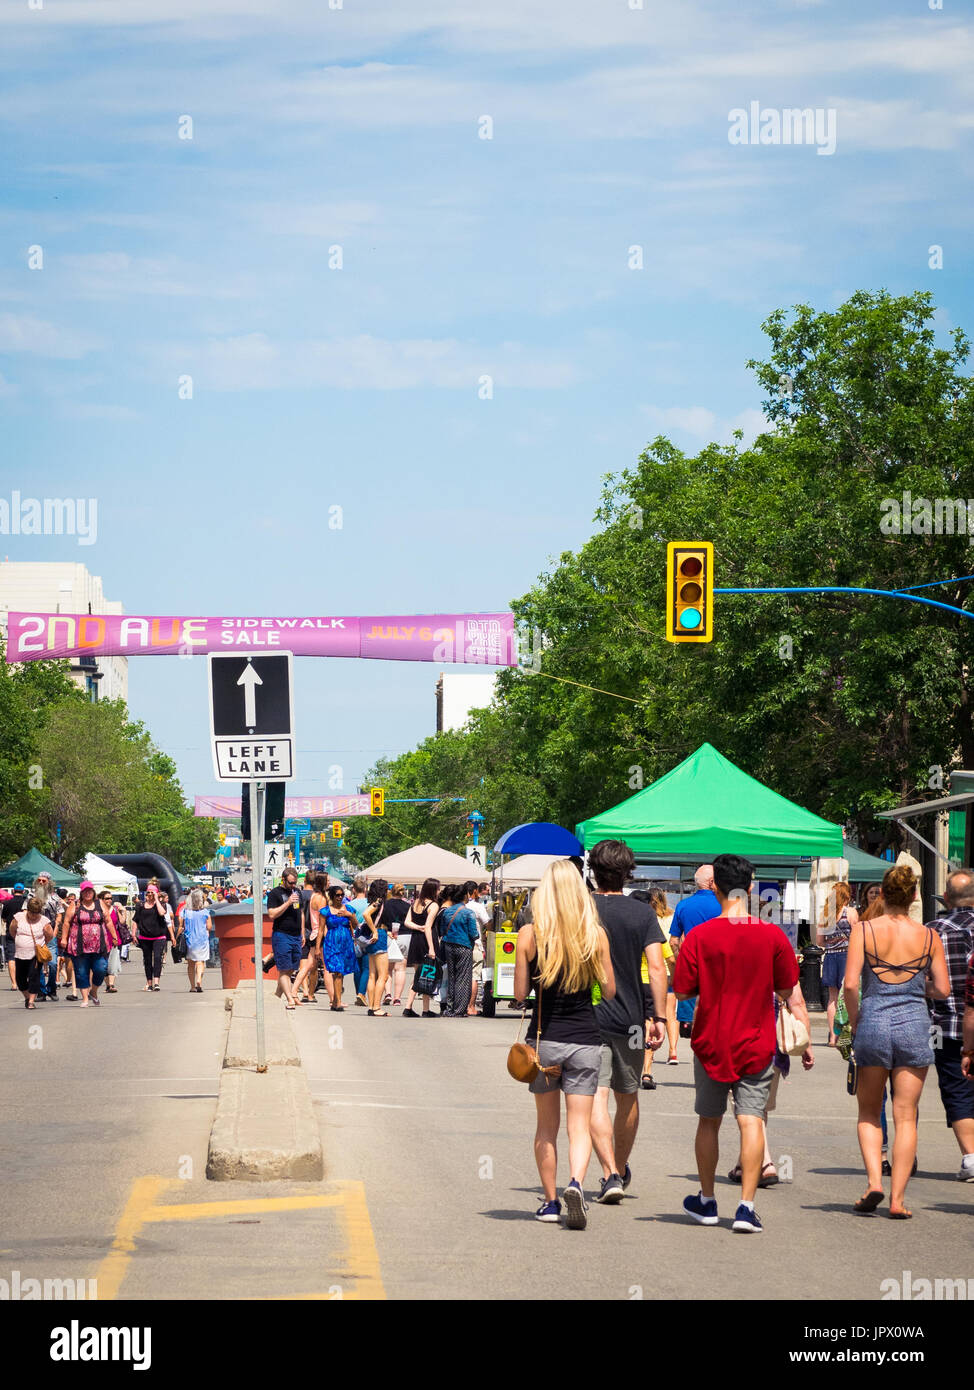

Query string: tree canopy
[0,641,218,873]
[343,290,974,870]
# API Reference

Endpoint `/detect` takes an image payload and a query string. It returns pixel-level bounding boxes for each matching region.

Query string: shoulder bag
[776,1000,811,1056]
[34,920,52,965]
[507,976,562,1086]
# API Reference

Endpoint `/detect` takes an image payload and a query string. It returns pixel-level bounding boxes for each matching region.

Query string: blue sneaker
[535,1198,561,1223]
[683,1191,719,1225]
[732,1202,762,1233]
[563,1179,588,1230]
[622,1163,632,1191]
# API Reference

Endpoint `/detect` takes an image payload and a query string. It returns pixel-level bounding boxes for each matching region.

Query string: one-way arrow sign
[238,661,262,728]
[208,652,296,782]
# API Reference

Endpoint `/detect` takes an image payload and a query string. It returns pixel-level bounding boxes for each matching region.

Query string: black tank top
[409,901,434,927]
[525,956,599,1046]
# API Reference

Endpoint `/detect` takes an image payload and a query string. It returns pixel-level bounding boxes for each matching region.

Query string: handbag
[776,1000,810,1056]
[507,978,562,1086]
[414,958,442,996]
[846,1056,858,1095]
[113,908,133,947]
[35,941,52,965]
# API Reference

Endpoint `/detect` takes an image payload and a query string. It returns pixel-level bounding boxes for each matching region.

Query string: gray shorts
[528,1040,601,1095]
[598,1031,644,1094]
[693,1056,775,1118]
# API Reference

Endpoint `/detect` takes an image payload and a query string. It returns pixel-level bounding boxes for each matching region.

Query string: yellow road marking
[95,1179,385,1301]
[334,1180,387,1300]
[94,1176,175,1302]
[144,1194,343,1222]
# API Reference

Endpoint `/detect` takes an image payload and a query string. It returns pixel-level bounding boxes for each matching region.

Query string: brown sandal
[854,1189,885,1213]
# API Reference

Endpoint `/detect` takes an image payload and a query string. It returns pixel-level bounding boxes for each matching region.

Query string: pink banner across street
[4,612,516,665]
[194,794,372,819]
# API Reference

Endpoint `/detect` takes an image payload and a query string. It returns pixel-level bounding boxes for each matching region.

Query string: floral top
[66,902,113,956]
[822,908,853,954]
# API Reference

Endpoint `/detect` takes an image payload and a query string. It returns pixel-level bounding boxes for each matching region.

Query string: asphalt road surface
[1,970,971,1301]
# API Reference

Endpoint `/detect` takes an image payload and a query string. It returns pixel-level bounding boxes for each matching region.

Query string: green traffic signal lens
[679,608,702,630]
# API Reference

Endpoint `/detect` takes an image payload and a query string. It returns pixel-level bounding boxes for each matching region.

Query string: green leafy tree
[31,699,218,872]
[346,291,974,856]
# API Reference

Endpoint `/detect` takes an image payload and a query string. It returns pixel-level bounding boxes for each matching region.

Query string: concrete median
[207,980,323,1182]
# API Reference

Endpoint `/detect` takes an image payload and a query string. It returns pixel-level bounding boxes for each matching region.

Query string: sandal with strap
[889,1208,913,1219]
[727,1165,743,1183]
[854,1189,885,1214]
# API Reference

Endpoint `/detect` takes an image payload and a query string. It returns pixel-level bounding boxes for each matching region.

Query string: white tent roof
[82,853,139,894]
[496,853,571,886]
[362,843,475,885]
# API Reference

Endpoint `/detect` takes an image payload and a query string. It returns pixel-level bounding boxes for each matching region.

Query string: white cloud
[149,331,580,391]
[61,402,140,420]
[57,252,253,301]
[830,98,974,152]
[246,200,380,239]
[0,313,100,358]
[641,404,769,447]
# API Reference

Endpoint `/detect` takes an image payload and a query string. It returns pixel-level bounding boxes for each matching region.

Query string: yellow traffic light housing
[666,541,714,643]
[370,788,385,817]
[332,820,342,838]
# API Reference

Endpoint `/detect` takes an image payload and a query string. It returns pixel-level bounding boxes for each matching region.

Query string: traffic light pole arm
[383,797,467,804]
[713,586,974,621]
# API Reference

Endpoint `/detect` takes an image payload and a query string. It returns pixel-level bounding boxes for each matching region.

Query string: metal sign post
[251,780,267,1072]
[208,652,296,1078]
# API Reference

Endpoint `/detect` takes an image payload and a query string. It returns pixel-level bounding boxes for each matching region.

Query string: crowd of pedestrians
[6,844,972,1238]
[510,845,974,1232]
[1,872,222,1004]
[261,868,494,1018]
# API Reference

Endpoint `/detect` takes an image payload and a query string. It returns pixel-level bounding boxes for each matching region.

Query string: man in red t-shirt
[673,853,799,1233]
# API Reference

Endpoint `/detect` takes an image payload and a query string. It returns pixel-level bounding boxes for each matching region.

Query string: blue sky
[1,0,972,809]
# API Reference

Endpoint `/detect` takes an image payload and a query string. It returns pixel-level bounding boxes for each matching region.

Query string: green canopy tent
[0,848,81,891]
[576,743,844,860]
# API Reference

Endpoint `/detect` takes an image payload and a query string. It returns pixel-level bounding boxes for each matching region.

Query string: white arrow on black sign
[238,661,262,729]
[208,652,296,782]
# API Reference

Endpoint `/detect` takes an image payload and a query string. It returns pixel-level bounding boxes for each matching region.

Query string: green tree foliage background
[343,291,974,870]
[0,643,217,873]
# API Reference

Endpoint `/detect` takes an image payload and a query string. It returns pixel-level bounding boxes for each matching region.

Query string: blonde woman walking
[513,860,615,1229]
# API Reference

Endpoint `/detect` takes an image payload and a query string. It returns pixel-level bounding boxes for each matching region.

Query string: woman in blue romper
[320,886,357,1010]
[844,864,950,1219]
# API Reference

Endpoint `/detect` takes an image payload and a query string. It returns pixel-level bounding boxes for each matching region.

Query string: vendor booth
[0,848,81,891]
[484,822,583,1016]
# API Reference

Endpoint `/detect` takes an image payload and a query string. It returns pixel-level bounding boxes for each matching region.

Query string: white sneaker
[959,1156,974,1182]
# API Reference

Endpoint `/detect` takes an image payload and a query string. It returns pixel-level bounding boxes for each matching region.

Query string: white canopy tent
[362,843,475,886]
[82,853,139,897]
[495,853,569,887]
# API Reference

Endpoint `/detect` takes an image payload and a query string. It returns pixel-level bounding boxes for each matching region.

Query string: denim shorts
[271,931,302,974]
[821,950,847,990]
[933,1039,974,1125]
